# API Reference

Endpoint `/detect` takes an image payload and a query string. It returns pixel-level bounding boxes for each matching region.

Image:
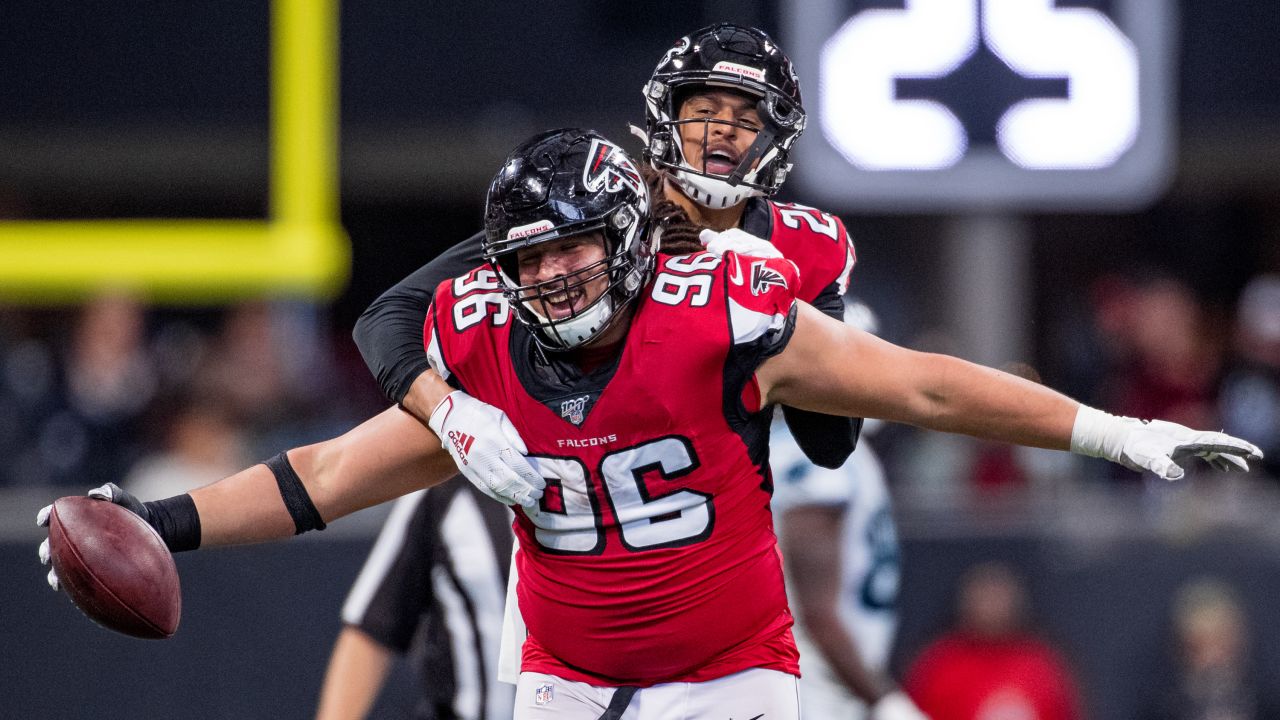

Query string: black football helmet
[482,128,656,351]
[641,23,806,208]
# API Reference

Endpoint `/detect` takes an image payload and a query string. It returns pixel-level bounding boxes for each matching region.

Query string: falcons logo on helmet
[750,260,789,295]
[582,139,644,196]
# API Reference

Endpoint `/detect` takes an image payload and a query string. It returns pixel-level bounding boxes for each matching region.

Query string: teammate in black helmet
[640,23,806,209]
[354,23,859,473]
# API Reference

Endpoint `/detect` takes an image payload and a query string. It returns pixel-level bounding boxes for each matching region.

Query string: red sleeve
[722,250,800,354]
[423,266,510,392]
[766,201,857,304]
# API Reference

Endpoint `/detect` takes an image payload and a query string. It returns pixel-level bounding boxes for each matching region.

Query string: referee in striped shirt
[315,480,514,720]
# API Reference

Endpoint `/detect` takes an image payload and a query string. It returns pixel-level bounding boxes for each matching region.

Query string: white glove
[428,390,545,509]
[699,228,783,259]
[36,504,60,592]
[871,691,931,720]
[1071,406,1263,481]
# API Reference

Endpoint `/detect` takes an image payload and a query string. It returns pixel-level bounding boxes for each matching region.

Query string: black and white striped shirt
[342,480,514,720]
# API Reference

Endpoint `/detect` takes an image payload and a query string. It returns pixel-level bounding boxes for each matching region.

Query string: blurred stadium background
[3,1,1280,717]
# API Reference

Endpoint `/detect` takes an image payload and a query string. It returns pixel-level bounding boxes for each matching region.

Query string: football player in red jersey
[354,24,858,488]
[39,129,1262,719]
[344,24,886,718]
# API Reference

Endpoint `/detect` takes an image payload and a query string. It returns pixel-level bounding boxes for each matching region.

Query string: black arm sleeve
[781,279,863,469]
[353,231,486,404]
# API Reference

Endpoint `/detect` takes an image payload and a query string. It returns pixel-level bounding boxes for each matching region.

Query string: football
[47,496,181,639]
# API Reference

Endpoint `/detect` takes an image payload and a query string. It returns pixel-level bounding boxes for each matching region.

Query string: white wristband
[1070,405,1132,461]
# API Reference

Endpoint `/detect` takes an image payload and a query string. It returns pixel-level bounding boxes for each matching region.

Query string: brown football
[47,495,181,639]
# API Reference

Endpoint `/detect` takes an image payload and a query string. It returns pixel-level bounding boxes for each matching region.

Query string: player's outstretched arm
[759,303,1263,479]
[192,405,458,546]
[39,406,457,569]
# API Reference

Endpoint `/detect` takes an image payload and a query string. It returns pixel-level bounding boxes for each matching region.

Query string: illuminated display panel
[783,0,1176,211]
[0,0,348,303]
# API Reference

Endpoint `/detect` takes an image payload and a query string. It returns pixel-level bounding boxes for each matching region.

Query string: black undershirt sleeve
[780,279,862,469]
[807,279,847,320]
[353,231,486,404]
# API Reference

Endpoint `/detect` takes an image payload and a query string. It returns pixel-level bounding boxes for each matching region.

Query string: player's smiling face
[676,89,763,177]
[516,232,609,321]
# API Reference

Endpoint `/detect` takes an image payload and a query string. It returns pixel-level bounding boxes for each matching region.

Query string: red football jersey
[754,199,856,304]
[904,632,1083,720]
[425,251,804,687]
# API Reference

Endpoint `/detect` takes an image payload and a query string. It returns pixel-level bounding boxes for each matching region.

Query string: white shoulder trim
[729,296,787,345]
[425,316,451,382]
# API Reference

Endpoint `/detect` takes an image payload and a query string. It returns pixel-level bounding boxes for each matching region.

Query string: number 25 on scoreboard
[823,0,1137,170]
[785,0,1175,210]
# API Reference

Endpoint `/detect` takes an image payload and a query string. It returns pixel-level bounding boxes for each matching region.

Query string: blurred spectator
[1140,577,1280,720]
[122,393,249,500]
[194,300,351,456]
[1218,274,1280,480]
[64,290,157,421]
[198,300,302,432]
[1094,274,1221,432]
[904,562,1082,720]
[55,291,157,487]
[3,293,157,487]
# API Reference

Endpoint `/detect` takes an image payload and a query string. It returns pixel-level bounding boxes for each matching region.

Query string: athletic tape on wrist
[263,452,327,534]
[143,494,202,552]
[1070,405,1130,461]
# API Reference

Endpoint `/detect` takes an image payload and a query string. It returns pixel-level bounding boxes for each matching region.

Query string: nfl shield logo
[560,395,588,426]
[535,683,554,706]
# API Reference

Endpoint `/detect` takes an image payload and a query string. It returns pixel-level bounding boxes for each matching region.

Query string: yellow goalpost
[0,0,349,303]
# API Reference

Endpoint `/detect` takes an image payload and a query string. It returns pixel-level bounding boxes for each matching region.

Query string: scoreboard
[784,0,1176,211]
